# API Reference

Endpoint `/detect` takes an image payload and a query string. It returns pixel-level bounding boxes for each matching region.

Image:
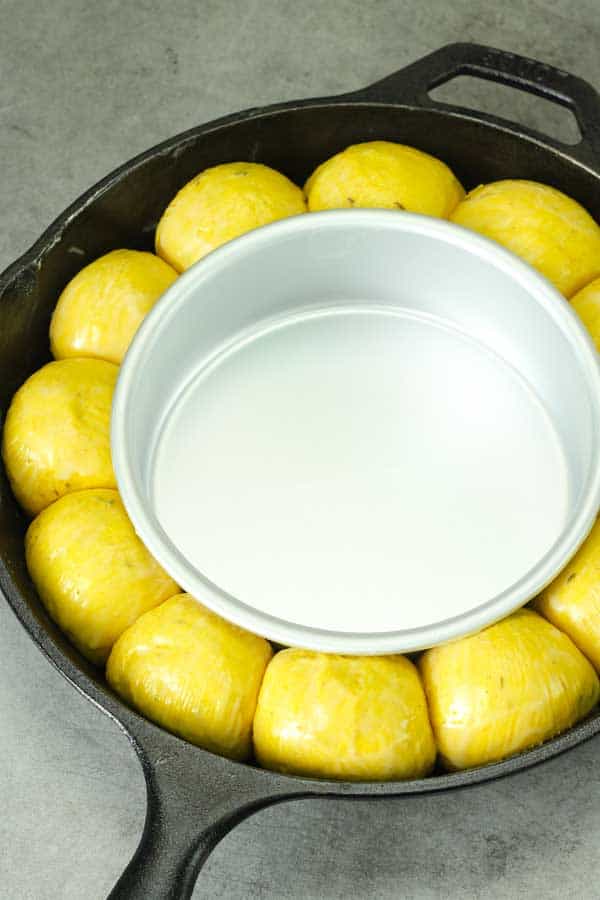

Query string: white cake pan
[111,209,600,654]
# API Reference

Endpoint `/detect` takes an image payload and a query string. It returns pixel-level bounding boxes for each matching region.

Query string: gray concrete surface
[2,1,600,897]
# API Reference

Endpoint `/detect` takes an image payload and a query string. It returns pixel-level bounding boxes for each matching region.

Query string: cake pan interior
[112,210,600,653]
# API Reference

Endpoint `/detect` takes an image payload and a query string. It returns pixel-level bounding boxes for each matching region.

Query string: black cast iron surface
[2,43,600,899]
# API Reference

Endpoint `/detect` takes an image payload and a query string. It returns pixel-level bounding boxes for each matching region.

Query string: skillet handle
[356,42,600,164]
[107,713,306,900]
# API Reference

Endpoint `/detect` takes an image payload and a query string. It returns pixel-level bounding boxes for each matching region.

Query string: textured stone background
[2,1,600,897]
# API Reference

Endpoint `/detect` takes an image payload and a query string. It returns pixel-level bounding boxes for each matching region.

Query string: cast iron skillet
[2,43,600,899]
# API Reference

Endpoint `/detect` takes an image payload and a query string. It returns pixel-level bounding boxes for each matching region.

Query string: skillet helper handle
[107,720,304,900]
[360,42,600,163]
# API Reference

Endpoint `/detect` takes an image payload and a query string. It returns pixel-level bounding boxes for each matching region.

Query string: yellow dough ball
[450,180,600,297]
[2,359,118,516]
[571,277,600,352]
[50,249,178,365]
[253,649,436,780]
[420,609,599,771]
[535,518,600,671]
[155,162,307,272]
[26,489,179,664]
[107,594,272,760]
[304,141,464,217]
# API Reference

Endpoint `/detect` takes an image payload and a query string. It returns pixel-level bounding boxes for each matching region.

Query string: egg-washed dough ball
[107,594,272,760]
[304,141,465,218]
[420,609,599,771]
[155,162,307,272]
[2,358,118,516]
[535,517,600,671]
[253,649,436,780]
[25,489,179,664]
[571,277,600,352]
[50,249,178,365]
[450,180,600,298]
